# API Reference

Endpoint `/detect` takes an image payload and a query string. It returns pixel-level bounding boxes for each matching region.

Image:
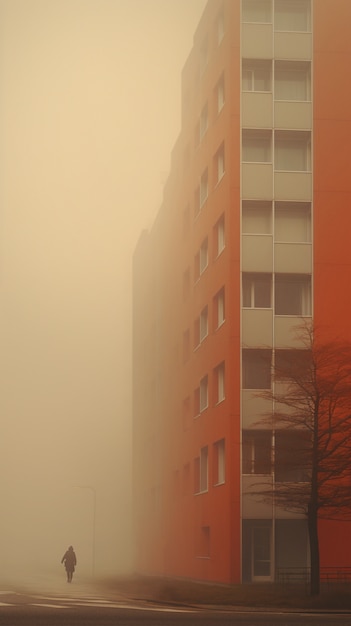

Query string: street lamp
[76,485,96,577]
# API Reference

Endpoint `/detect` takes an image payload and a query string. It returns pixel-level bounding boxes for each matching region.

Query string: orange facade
[133,0,351,584]
[313,0,351,567]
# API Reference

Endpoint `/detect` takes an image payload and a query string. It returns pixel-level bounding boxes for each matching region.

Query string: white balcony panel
[275,172,312,201]
[242,23,273,59]
[242,390,273,429]
[242,92,273,129]
[275,316,312,348]
[242,475,273,519]
[242,163,273,199]
[242,235,273,272]
[274,243,312,274]
[242,309,273,348]
[274,32,312,61]
[274,101,312,130]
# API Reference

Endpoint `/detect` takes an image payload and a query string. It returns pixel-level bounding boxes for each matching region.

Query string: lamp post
[76,485,96,577]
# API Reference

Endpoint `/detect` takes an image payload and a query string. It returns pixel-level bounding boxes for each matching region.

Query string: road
[0,583,350,626]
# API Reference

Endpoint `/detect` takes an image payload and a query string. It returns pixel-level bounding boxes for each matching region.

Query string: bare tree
[256,323,351,595]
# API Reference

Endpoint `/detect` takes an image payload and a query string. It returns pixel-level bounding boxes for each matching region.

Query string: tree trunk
[308,503,320,596]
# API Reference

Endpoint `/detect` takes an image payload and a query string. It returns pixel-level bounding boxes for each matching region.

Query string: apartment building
[132,0,351,584]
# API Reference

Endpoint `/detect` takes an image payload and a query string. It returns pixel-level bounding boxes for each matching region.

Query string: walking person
[61,545,77,582]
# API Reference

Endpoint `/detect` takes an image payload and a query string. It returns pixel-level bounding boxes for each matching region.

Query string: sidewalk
[96,574,351,612]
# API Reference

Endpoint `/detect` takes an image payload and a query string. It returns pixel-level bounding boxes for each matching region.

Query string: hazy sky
[0,0,206,581]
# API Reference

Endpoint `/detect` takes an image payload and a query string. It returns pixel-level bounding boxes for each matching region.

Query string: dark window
[242,430,272,474]
[242,349,271,389]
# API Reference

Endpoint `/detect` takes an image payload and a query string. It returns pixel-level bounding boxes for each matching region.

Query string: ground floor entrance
[242,519,309,582]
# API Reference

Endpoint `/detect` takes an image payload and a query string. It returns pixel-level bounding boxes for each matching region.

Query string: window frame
[213,439,225,486]
[199,375,209,412]
[274,0,311,33]
[214,287,225,329]
[275,274,312,316]
[242,273,272,309]
[274,201,311,243]
[200,168,209,206]
[200,102,208,140]
[242,201,272,235]
[242,430,272,475]
[242,129,272,163]
[214,361,225,404]
[200,446,209,493]
[215,142,225,184]
[215,73,225,114]
[274,61,311,102]
[242,60,272,92]
[275,131,311,172]
[242,349,272,390]
[199,305,209,342]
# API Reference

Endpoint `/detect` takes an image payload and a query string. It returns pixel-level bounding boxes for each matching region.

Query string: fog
[0,0,206,585]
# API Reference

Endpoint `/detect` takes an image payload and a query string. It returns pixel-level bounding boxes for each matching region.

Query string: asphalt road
[0,583,350,626]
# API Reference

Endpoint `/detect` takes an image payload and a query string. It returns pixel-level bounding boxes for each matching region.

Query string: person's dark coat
[61,546,77,573]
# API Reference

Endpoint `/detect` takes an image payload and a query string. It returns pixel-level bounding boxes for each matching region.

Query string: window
[200,237,208,274]
[194,238,208,282]
[213,439,225,485]
[200,446,208,492]
[275,61,311,101]
[242,430,272,474]
[275,131,311,171]
[215,73,225,113]
[200,375,208,412]
[200,102,208,140]
[275,274,311,315]
[275,202,311,242]
[275,430,311,482]
[242,273,271,308]
[194,387,200,417]
[242,349,271,389]
[214,362,225,403]
[242,60,272,92]
[214,287,225,328]
[214,143,225,184]
[274,349,311,382]
[199,238,208,274]
[275,0,311,32]
[217,9,224,45]
[242,0,272,23]
[242,201,272,234]
[242,130,272,163]
[200,168,209,206]
[214,214,225,256]
[200,306,208,342]
[194,187,200,218]
[194,317,200,348]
